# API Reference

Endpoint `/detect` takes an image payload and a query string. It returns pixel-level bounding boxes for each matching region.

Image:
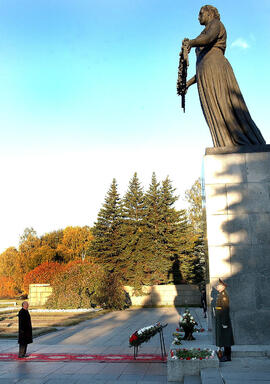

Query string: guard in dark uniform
[18,301,33,358]
[215,279,234,362]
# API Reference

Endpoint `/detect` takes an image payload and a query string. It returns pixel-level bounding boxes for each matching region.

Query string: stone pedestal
[28,284,53,306]
[204,149,270,345]
[167,347,218,382]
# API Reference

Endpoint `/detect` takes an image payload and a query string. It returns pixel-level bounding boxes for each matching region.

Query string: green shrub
[95,273,127,310]
[45,261,127,310]
[46,261,104,309]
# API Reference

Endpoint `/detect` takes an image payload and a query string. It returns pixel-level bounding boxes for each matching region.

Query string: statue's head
[200,5,220,21]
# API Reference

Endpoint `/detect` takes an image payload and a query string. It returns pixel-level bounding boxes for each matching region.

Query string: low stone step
[200,368,224,384]
[232,349,270,358]
[184,375,201,384]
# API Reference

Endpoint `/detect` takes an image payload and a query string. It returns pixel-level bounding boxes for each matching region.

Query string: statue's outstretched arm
[186,75,196,91]
[189,20,220,48]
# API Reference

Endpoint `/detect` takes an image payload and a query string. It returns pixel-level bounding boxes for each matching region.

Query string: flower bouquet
[129,322,164,347]
[168,347,218,382]
[170,348,215,360]
[179,309,198,340]
[172,328,182,345]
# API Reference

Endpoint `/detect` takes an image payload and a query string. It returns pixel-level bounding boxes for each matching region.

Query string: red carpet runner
[0,353,166,363]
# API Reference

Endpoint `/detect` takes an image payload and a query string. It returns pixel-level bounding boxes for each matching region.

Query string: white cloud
[231,38,250,49]
[249,33,256,43]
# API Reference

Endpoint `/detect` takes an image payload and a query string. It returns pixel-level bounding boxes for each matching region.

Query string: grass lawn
[0,308,110,338]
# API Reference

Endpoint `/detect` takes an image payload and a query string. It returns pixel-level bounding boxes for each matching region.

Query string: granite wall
[204,150,270,344]
[28,284,53,306]
[124,285,201,307]
[28,283,201,307]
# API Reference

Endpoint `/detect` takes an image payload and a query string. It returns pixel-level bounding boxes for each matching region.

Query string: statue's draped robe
[194,19,265,147]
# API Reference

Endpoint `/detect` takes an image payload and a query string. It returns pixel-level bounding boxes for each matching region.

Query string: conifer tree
[139,173,186,285]
[89,179,123,272]
[160,177,187,284]
[184,178,208,284]
[142,174,196,285]
[118,173,148,286]
[141,172,165,284]
[160,177,197,284]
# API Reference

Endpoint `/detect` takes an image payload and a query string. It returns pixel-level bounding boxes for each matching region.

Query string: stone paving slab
[184,376,201,384]
[200,367,223,384]
[226,382,270,384]
[0,307,270,383]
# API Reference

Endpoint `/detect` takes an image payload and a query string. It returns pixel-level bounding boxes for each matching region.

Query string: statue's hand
[182,38,192,53]
[181,38,191,57]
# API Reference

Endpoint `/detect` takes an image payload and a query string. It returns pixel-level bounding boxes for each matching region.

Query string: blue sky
[0,0,269,252]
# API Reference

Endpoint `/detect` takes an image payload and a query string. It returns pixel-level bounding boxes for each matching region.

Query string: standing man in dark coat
[18,301,32,358]
[215,279,234,362]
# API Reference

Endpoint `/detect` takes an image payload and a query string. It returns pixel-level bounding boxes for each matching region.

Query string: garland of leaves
[129,322,166,347]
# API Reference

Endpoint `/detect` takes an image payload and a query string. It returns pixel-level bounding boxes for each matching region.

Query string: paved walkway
[0,307,183,383]
[0,307,269,383]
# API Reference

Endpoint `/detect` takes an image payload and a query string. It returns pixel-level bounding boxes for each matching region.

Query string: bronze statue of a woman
[183,5,266,147]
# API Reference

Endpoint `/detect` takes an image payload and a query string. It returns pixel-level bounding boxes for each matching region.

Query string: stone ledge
[231,345,270,357]
[167,345,219,383]
[205,145,270,155]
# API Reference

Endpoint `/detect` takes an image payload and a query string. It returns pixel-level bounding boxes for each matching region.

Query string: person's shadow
[168,257,184,315]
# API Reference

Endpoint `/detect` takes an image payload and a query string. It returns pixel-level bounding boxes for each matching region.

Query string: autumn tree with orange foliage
[18,228,42,272]
[23,262,65,294]
[0,247,24,293]
[0,247,18,279]
[0,277,17,298]
[0,226,94,295]
[57,226,93,262]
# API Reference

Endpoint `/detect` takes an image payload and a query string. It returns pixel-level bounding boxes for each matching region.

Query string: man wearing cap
[215,279,234,362]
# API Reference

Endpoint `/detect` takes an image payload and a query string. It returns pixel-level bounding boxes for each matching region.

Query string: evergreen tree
[141,172,166,284]
[184,178,208,284]
[89,179,123,272]
[142,174,197,285]
[160,177,190,284]
[139,173,187,285]
[118,173,148,287]
[160,177,197,284]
